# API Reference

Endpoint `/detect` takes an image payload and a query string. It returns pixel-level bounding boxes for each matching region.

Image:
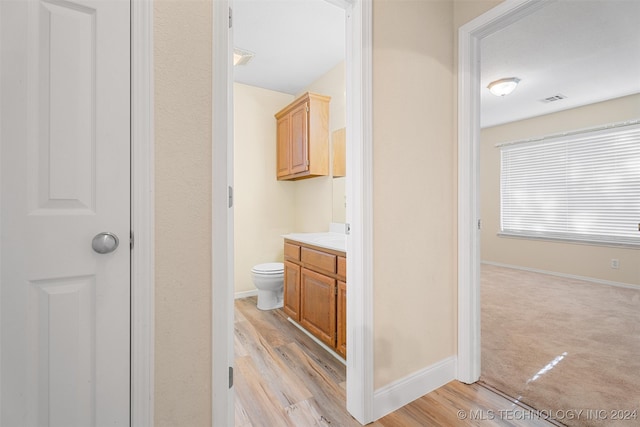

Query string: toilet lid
[251,262,284,274]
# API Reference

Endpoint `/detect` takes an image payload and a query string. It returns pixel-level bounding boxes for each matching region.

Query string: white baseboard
[373,356,456,421]
[482,261,640,291]
[234,289,258,299]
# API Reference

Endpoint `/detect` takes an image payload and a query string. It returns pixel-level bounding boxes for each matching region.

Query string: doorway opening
[212,0,374,425]
[232,1,348,423]
[459,0,640,419]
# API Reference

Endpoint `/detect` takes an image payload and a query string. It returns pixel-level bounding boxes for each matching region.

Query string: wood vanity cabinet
[275,92,331,181]
[283,261,301,321]
[283,239,346,359]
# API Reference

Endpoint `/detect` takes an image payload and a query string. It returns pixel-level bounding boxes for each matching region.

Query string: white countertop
[282,232,346,253]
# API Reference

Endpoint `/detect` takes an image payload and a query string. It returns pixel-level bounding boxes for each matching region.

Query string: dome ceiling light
[233,48,255,66]
[487,77,521,97]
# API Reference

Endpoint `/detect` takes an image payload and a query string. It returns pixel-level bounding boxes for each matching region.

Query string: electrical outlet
[610,259,619,269]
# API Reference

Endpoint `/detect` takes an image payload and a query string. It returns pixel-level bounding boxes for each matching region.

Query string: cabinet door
[276,115,291,178]
[283,261,301,321]
[289,102,309,175]
[336,281,347,359]
[300,268,336,347]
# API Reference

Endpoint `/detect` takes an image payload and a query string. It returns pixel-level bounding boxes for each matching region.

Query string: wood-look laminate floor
[234,297,556,426]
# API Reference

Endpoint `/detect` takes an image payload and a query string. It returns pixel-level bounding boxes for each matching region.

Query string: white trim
[287,318,346,366]
[373,357,457,421]
[345,0,374,424]
[0,1,4,420]
[457,0,548,386]
[495,119,640,148]
[234,289,258,299]
[130,0,154,426]
[482,261,640,291]
[212,1,234,426]
[0,1,4,421]
[497,231,640,250]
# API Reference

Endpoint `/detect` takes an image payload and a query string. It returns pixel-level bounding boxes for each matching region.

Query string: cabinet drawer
[301,247,336,273]
[284,242,300,261]
[337,256,346,280]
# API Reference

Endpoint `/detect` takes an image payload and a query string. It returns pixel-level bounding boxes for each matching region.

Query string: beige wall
[233,84,295,293]
[298,61,347,132]
[481,94,640,285]
[307,61,347,223]
[453,0,502,30]
[154,0,212,425]
[294,61,347,231]
[372,0,456,388]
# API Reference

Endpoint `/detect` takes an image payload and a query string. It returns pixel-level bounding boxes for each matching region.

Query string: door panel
[29,276,96,426]
[289,102,308,174]
[34,0,96,212]
[337,280,347,359]
[276,115,290,178]
[300,267,336,347]
[1,0,131,425]
[283,261,301,321]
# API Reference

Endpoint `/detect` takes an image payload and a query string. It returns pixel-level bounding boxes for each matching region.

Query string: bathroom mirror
[332,127,347,223]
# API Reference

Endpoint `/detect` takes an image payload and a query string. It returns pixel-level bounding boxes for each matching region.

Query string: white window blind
[500,123,640,247]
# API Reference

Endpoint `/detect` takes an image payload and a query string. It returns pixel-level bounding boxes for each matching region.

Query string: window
[499,123,640,247]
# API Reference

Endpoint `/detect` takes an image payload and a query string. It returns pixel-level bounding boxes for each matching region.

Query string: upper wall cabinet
[275,92,331,181]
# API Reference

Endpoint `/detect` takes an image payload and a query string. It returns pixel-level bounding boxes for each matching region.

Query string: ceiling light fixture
[487,77,521,97]
[233,48,255,66]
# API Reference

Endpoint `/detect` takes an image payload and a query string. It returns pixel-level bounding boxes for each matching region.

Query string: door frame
[212,0,375,425]
[131,0,155,425]
[457,0,552,384]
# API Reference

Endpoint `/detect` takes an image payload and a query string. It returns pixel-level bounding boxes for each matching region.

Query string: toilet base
[257,288,284,310]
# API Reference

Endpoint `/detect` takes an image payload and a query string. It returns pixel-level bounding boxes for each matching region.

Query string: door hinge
[130,231,134,250]
[478,219,482,230]
[228,186,233,208]
[345,223,351,235]
[229,7,232,28]
[229,366,234,389]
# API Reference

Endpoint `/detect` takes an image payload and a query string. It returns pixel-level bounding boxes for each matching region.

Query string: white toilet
[251,262,284,310]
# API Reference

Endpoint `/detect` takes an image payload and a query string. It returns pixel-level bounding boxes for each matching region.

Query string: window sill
[497,231,640,250]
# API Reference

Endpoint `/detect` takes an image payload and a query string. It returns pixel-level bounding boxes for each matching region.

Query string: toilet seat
[251,262,284,275]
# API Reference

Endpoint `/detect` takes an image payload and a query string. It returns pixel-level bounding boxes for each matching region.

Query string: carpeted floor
[481,264,640,427]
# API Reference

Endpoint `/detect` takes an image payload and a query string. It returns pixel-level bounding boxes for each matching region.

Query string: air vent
[540,94,567,103]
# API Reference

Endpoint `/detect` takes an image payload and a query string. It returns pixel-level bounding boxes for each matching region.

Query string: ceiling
[233,0,345,95]
[481,0,640,128]
[233,0,640,128]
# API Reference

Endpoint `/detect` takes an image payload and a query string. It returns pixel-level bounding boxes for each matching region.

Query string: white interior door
[0,0,131,425]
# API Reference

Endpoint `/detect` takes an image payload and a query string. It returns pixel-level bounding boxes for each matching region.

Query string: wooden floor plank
[284,398,333,427]
[234,356,292,427]
[236,298,291,348]
[273,341,360,426]
[234,297,556,426]
[234,317,313,409]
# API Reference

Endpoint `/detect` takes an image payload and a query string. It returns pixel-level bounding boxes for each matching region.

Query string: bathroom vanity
[282,233,346,359]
